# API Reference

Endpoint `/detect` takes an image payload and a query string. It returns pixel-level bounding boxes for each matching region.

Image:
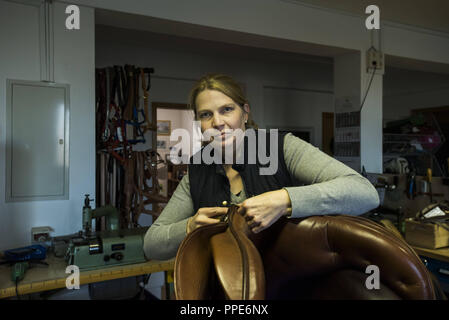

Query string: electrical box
[5,80,70,202]
[366,48,385,75]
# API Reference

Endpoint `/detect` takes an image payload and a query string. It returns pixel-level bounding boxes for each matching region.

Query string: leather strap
[140,68,154,133]
[123,65,134,122]
[95,65,159,228]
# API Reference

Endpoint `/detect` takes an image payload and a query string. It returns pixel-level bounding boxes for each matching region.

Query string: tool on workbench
[1,245,49,298]
[63,195,148,271]
[427,168,434,203]
[407,171,416,200]
[416,169,444,198]
[3,244,47,262]
[415,201,449,234]
[11,261,28,282]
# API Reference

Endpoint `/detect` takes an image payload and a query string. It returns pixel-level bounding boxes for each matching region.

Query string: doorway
[153,102,194,199]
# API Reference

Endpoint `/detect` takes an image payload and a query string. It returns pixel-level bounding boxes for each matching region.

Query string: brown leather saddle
[174,205,437,300]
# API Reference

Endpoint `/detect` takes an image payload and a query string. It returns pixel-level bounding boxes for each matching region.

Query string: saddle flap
[210,208,265,300]
[174,222,227,299]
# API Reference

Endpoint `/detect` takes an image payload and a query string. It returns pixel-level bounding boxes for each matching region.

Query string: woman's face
[195,89,249,148]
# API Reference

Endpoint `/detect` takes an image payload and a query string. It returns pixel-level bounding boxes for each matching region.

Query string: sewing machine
[64,195,148,271]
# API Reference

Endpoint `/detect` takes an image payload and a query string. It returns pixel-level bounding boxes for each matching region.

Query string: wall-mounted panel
[6,80,70,202]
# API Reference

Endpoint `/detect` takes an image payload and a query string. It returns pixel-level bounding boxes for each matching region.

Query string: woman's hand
[237,189,292,233]
[187,207,229,234]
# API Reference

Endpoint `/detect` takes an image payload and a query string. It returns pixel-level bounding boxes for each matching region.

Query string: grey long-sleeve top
[144,133,380,260]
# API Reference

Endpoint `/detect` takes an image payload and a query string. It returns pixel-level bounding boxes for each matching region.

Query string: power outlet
[366,48,384,75]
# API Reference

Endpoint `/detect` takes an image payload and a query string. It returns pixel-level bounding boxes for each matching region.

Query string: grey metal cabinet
[6,80,70,201]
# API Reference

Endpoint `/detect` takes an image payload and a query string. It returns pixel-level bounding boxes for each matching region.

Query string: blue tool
[409,176,414,198]
[4,244,47,262]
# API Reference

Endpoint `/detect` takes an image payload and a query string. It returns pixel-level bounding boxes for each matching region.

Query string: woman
[144,73,379,260]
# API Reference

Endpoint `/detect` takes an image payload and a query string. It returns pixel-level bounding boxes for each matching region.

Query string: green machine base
[66,227,148,271]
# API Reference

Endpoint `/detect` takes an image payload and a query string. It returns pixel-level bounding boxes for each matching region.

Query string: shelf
[335,141,360,144]
[335,126,360,129]
[383,152,429,157]
[335,156,360,159]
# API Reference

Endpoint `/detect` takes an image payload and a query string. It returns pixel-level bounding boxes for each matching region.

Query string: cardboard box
[405,219,449,249]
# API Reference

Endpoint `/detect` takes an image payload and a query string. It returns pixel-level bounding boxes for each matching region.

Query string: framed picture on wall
[157,140,167,149]
[157,120,171,135]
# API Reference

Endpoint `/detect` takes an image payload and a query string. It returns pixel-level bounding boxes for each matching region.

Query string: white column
[360,51,383,174]
[334,51,383,173]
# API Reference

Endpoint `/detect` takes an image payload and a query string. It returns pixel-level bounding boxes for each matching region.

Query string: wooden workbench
[412,246,449,264]
[0,253,174,299]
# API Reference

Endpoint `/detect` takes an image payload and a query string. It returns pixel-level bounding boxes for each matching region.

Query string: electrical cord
[16,278,20,300]
[359,67,377,113]
[138,274,152,300]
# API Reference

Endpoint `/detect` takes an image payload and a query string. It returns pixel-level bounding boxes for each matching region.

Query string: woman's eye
[199,112,211,119]
[223,106,234,113]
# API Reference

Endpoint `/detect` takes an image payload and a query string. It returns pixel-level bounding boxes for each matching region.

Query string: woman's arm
[283,133,380,218]
[143,174,194,260]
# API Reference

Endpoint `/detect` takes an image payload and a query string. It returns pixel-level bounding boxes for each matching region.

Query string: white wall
[88,0,449,171]
[263,87,333,148]
[0,1,95,250]
[96,26,334,148]
[332,52,383,174]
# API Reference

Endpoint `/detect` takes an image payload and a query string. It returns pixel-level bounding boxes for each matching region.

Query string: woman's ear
[243,103,250,122]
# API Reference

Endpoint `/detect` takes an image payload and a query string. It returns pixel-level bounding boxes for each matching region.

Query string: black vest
[189,131,293,213]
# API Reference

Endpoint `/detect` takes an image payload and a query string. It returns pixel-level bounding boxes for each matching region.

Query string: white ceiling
[95,9,353,60]
[95,4,449,75]
[292,0,449,34]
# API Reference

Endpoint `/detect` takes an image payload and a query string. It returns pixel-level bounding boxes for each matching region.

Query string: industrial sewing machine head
[82,194,119,236]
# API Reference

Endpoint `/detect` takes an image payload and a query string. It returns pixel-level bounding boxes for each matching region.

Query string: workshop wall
[95,25,334,149]
[72,0,449,66]
[263,87,333,146]
[95,23,449,152]
[0,1,95,250]
[384,67,449,122]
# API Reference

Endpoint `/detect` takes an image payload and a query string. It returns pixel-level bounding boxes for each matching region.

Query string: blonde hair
[188,73,258,129]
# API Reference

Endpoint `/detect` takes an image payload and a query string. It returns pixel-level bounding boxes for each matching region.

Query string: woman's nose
[212,113,224,128]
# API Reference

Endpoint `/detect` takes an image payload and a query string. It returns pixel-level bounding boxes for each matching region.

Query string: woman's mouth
[210,131,232,145]
[215,130,228,138]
